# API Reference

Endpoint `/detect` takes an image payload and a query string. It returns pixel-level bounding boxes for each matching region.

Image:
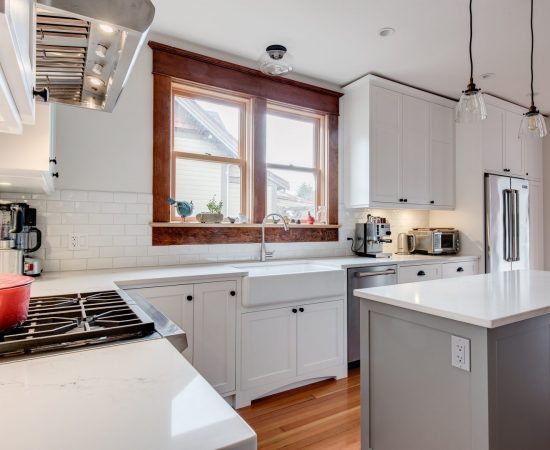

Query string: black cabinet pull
[417,270,426,276]
[51,172,59,178]
[299,307,304,313]
[33,87,49,102]
[399,198,403,202]
[430,200,435,204]
[186,295,193,301]
[49,158,57,164]
[292,308,298,314]
[230,290,236,296]
[404,199,408,202]
[457,267,464,272]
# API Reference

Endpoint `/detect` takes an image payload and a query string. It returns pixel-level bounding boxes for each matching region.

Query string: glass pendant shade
[455,87,487,123]
[519,108,547,138]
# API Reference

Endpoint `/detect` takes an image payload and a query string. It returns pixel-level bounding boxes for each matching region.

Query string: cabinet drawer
[442,261,478,278]
[398,264,441,284]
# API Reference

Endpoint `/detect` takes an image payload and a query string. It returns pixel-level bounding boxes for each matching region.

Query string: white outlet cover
[69,233,88,251]
[451,335,470,372]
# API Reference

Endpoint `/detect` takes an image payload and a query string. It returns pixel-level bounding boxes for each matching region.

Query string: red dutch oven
[0,274,33,332]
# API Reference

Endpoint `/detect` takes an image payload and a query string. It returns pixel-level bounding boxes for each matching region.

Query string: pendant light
[455,0,487,123]
[519,0,547,138]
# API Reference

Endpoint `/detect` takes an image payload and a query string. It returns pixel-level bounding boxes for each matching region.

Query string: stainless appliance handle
[503,189,512,262]
[355,269,397,278]
[409,234,416,253]
[511,189,520,261]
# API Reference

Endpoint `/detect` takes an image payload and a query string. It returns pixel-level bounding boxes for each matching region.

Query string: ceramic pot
[196,213,224,224]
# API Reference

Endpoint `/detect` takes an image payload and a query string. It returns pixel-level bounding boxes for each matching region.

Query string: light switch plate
[451,335,470,372]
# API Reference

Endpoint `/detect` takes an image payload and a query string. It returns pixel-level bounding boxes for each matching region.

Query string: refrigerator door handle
[511,189,520,261]
[503,189,512,262]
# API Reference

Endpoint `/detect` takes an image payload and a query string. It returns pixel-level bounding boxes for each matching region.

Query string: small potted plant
[196,196,224,223]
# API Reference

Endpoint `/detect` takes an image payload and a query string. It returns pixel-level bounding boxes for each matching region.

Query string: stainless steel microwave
[408,228,460,255]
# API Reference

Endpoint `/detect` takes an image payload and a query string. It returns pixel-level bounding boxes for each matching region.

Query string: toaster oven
[408,228,459,255]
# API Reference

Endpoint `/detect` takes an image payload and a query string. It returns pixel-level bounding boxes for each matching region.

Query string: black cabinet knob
[399,199,403,202]
[457,267,464,272]
[404,199,408,202]
[186,295,193,301]
[230,291,236,297]
[417,270,426,276]
[49,158,57,165]
[430,200,435,204]
[299,307,304,313]
[292,308,298,314]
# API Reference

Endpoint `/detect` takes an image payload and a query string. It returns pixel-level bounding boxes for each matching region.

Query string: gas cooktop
[0,290,156,360]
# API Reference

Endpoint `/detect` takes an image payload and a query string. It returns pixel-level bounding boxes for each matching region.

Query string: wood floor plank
[238,368,360,449]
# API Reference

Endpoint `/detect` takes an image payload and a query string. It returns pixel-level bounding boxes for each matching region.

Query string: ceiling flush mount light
[519,0,546,139]
[259,45,293,76]
[378,27,395,37]
[455,0,487,123]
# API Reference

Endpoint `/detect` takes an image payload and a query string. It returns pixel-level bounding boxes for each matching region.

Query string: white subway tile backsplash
[0,188,429,273]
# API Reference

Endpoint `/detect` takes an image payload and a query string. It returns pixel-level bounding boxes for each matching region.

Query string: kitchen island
[355,270,550,450]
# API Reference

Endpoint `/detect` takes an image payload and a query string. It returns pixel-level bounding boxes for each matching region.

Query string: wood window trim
[150,41,342,245]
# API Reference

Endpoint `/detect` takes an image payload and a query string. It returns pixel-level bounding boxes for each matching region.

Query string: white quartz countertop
[354,270,550,328]
[29,254,479,297]
[0,339,256,450]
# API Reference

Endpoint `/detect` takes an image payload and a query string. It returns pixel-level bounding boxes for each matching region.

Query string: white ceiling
[151,0,550,114]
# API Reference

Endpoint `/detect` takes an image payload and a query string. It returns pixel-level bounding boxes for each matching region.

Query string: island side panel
[487,314,550,450]
[360,299,490,450]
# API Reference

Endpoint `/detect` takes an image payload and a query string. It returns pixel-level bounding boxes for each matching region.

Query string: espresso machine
[0,202,42,275]
[352,215,392,258]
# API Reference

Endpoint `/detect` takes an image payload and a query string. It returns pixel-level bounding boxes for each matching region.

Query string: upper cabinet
[343,75,456,210]
[481,95,542,181]
[0,0,36,134]
[0,102,56,194]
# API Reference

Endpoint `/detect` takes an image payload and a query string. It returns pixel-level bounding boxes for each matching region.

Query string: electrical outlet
[451,335,470,372]
[69,233,88,250]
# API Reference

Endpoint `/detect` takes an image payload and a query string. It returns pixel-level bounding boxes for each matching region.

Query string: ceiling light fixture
[519,0,546,138]
[0,182,12,186]
[455,0,487,123]
[378,27,395,37]
[259,45,293,76]
[95,44,108,58]
[99,23,115,33]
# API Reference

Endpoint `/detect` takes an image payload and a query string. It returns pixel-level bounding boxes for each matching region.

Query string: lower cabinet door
[126,284,194,362]
[193,281,237,395]
[241,307,297,390]
[297,300,345,375]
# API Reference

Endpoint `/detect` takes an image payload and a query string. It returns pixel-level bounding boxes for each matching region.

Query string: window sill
[151,222,340,245]
[152,222,341,228]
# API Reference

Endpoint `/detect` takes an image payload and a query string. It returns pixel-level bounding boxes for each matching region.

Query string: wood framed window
[171,82,252,221]
[149,41,342,245]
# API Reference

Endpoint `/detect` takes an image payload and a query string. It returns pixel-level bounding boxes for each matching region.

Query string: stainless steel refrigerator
[485,174,530,272]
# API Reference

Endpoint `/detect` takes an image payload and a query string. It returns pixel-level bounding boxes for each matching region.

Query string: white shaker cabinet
[523,135,543,181]
[126,280,238,396]
[401,95,430,206]
[482,96,527,178]
[241,307,297,390]
[0,0,36,133]
[343,75,456,210]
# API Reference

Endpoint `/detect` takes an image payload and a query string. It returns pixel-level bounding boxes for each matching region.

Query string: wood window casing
[150,41,342,245]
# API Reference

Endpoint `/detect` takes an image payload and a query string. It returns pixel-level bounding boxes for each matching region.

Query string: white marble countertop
[30,254,479,297]
[355,270,550,328]
[0,339,256,450]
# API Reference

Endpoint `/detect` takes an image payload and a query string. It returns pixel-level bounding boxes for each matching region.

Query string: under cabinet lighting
[95,44,108,58]
[99,23,115,33]
[0,182,12,186]
[92,63,104,75]
[87,76,105,87]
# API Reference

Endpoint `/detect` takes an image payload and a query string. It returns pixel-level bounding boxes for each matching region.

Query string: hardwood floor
[238,368,360,449]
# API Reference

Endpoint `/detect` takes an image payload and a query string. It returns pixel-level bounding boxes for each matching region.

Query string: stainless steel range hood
[35,0,154,112]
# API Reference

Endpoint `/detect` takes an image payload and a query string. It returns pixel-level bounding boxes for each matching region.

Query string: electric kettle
[396,233,415,255]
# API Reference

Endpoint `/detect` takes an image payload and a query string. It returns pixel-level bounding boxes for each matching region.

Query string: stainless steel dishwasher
[347,265,397,364]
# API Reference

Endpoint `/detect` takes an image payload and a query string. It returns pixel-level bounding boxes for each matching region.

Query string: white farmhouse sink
[233,261,345,308]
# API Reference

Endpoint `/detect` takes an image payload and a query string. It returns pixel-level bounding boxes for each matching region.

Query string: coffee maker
[0,202,42,275]
[352,215,392,258]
